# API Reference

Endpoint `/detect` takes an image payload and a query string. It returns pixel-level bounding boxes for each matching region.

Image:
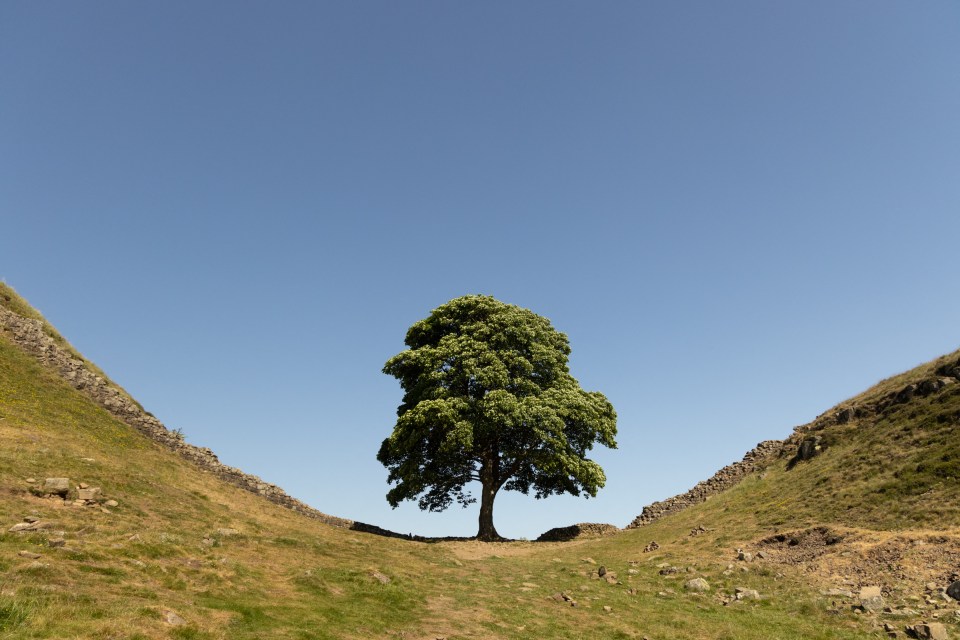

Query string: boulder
[859,585,884,611]
[946,581,960,601]
[685,578,710,592]
[43,478,70,497]
[906,623,949,640]
[795,437,822,462]
[77,487,101,501]
[836,407,856,424]
[163,610,187,626]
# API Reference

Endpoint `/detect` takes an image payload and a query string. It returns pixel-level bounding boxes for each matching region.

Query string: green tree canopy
[378,295,617,540]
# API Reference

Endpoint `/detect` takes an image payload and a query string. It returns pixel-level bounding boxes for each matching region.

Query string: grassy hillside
[1,285,957,639]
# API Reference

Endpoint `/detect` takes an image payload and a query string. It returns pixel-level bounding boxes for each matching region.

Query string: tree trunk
[477,481,501,541]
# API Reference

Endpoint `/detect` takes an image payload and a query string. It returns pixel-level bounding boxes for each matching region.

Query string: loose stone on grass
[163,610,187,626]
[685,578,710,592]
[860,586,884,612]
[905,622,949,640]
[43,478,70,497]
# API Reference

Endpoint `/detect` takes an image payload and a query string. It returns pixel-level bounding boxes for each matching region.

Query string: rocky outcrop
[627,439,783,529]
[0,304,360,531]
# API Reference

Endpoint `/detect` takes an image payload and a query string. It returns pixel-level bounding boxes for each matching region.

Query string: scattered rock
[43,478,70,497]
[77,487,101,502]
[8,522,39,533]
[796,436,823,461]
[18,551,41,559]
[860,586,884,611]
[735,588,761,601]
[104,499,119,508]
[658,566,679,575]
[643,541,660,552]
[905,623,949,640]
[685,578,710,592]
[836,407,856,424]
[23,516,39,523]
[689,525,709,537]
[947,581,960,602]
[47,538,65,548]
[163,610,187,626]
[737,549,753,562]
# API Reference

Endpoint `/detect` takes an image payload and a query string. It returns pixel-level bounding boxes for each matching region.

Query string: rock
[737,550,753,562]
[8,522,39,533]
[163,610,187,626]
[78,483,89,489]
[602,605,612,613]
[581,557,596,565]
[795,436,822,462]
[104,499,119,508]
[47,538,65,548]
[77,487,101,501]
[370,571,390,584]
[860,586,884,611]
[43,478,70,497]
[598,566,606,577]
[735,588,761,600]
[18,551,41,559]
[836,407,856,424]
[896,384,918,403]
[905,623,949,640]
[23,516,39,523]
[643,541,660,552]
[25,478,36,483]
[659,566,679,575]
[685,578,710,592]
[946,581,960,601]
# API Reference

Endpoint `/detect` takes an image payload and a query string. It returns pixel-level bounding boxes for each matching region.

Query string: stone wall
[626,439,784,529]
[627,355,960,530]
[0,304,360,531]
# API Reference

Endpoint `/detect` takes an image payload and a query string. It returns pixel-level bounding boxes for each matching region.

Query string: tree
[378,295,617,541]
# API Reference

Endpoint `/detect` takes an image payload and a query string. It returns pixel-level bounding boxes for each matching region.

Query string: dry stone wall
[626,439,784,529]
[0,305,362,532]
[628,354,960,530]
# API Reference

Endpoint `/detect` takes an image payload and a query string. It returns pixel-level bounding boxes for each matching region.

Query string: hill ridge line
[0,304,412,539]
[627,352,960,529]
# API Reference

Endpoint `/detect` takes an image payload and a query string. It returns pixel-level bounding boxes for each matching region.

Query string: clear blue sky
[2,2,959,538]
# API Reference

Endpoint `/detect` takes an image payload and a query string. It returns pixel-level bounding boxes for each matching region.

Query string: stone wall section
[0,305,359,531]
[628,355,960,530]
[626,439,784,529]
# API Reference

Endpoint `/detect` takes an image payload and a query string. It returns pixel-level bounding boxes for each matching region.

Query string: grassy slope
[2,287,956,639]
